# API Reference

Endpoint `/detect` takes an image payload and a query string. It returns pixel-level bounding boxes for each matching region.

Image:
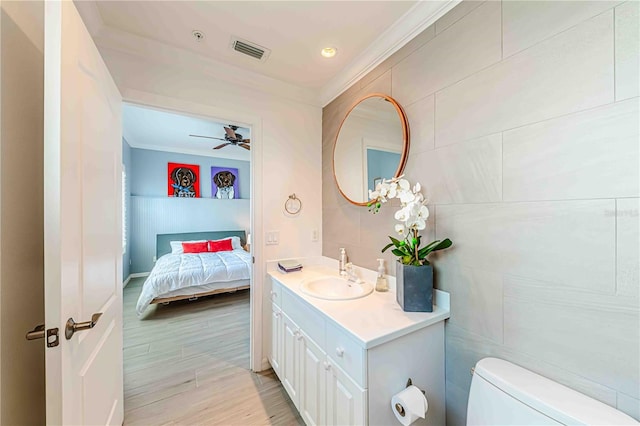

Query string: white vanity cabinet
[269,280,367,425]
[268,264,449,426]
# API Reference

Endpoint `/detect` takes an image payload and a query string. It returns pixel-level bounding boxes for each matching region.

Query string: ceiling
[123,104,251,162]
[76,1,456,106]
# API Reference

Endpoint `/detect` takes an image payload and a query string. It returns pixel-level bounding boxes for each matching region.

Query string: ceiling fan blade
[241,138,250,144]
[213,143,231,150]
[190,134,226,141]
[238,144,251,151]
[224,127,237,139]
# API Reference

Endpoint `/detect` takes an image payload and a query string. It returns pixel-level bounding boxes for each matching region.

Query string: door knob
[65,313,102,340]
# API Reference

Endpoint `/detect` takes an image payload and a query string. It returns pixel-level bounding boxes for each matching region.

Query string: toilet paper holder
[394,378,426,417]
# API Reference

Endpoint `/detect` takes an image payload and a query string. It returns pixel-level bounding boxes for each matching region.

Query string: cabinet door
[281,313,301,408]
[326,358,367,426]
[270,303,283,377]
[299,330,326,426]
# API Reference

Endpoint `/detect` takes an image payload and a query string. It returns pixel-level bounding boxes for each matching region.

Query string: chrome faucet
[344,262,362,284]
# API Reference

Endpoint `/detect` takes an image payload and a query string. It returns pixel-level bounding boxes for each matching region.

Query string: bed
[136,230,251,315]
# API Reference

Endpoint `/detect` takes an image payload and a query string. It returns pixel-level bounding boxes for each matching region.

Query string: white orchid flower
[418,205,429,220]
[399,190,415,204]
[398,179,410,191]
[394,206,410,222]
[413,182,421,193]
[395,224,406,235]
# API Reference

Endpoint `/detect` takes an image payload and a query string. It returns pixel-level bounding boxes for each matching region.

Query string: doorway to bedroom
[119,103,288,424]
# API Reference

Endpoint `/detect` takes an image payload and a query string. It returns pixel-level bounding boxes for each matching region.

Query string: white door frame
[121,88,264,372]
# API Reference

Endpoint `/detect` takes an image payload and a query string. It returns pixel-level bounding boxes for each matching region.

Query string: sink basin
[300,276,373,300]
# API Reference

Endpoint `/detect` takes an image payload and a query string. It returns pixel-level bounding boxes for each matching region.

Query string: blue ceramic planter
[396,261,433,312]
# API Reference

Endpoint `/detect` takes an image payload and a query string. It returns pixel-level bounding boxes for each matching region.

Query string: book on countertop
[278,260,303,273]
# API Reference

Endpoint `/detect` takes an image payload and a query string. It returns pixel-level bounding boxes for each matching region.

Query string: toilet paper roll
[391,385,428,426]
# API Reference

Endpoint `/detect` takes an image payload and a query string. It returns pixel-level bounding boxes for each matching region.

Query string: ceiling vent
[230,37,271,62]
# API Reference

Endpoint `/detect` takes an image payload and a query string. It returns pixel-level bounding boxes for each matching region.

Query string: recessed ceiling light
[321,47,337,58]
[192,30,205,42]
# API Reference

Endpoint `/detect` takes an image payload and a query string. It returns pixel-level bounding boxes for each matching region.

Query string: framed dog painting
[168,163,200,198]
[211,167,239,199]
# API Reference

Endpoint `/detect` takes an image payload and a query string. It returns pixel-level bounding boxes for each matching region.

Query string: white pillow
[169,240,206,254]
[169,237,242,254]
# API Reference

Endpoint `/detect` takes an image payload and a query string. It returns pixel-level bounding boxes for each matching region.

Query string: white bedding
[136,249,251,315]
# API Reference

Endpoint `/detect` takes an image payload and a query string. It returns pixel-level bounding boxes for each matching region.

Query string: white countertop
[267,257,450,349]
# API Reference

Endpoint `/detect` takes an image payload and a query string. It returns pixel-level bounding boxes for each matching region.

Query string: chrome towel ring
[285,193,302,215]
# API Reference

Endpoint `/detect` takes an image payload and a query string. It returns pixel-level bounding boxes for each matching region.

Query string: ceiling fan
[189,125,251,150]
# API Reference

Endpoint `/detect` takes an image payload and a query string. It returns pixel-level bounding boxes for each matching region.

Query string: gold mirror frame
[332,93,410,206]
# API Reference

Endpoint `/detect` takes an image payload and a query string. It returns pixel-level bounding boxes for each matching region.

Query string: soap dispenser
[375,258,389,292]
[339,248,347,276]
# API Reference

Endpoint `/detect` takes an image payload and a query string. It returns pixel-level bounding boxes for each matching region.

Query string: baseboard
[123,272,150,288]
[259,357,271,372]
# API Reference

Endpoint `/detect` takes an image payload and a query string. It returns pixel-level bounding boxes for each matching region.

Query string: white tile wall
[502,1,619,57]
[617,198,640,298]
[435,11,614,146]
[615,1,640,101]
[404,95,435,154]
[436,200,616,293]
[617,393,640,420]
[503,275,639,398]
[323,1,640,422]
[392,0,502,106]
[405,133,502,205]
[503,99,640,201]
[437,265,503,343]
[434,0,484,35]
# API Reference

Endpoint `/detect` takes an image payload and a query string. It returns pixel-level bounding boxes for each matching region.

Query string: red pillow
[208,239,233,253]
[182,241,209,254]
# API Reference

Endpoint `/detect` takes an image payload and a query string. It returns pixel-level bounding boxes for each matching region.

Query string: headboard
[156,230,246,259]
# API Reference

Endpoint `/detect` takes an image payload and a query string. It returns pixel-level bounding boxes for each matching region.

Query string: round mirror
[333,93,409,206]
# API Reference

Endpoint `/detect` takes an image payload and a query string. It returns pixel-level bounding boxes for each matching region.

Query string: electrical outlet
[312,228,318,242]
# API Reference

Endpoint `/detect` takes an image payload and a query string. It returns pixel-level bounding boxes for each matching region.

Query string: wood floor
[123,278,303,425]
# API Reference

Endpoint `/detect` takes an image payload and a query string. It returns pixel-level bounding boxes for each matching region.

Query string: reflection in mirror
[333,94,409,205]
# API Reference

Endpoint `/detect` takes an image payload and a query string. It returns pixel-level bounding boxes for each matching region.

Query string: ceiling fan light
[321,47,337,58]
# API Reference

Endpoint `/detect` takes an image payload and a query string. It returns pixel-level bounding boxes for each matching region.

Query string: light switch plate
[266,230,280,245]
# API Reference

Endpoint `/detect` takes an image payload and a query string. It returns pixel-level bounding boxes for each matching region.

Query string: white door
[299,330,326,426]
[281,313,301,408]
[270,304,283,377]
[326,359,367,426]
[44,1,123,424]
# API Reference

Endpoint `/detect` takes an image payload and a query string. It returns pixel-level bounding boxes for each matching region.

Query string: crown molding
[93,26,321,107]
[318,0,461,107]
[77,0,459,109]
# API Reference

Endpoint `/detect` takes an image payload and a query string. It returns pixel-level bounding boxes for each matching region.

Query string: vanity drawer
[282,289,325,349]
[325,321,366,388]
[270,278,283,307]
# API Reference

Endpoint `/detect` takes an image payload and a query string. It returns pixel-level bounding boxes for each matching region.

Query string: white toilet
[467,358,639,425]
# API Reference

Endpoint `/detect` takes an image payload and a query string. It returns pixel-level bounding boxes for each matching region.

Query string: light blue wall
[128,148,251,273]
[367,149,400,192]
[122,139,132,280]
[130,148,250,198]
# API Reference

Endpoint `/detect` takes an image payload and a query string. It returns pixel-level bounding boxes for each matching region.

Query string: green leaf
[381,243,395,253]
[392,249,406,257]
[389,236,402,246]
[419,238,453,258]
[431,238,453,251]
